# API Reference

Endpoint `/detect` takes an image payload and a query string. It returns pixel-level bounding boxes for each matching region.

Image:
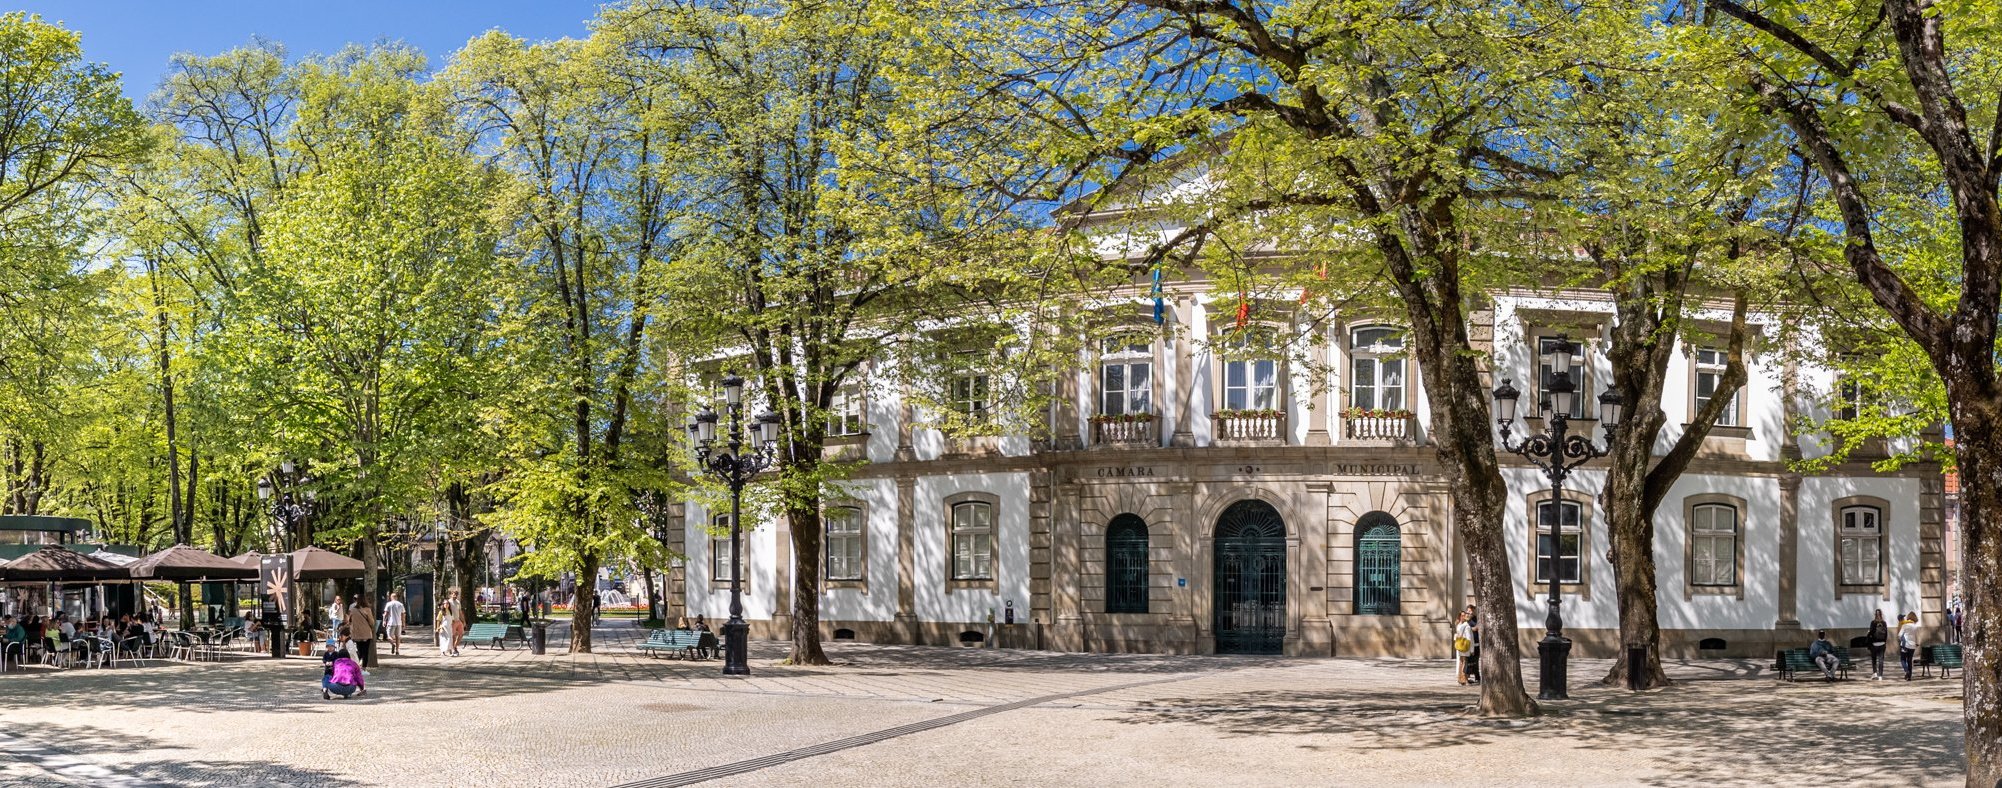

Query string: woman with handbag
[1453,609,1475,685]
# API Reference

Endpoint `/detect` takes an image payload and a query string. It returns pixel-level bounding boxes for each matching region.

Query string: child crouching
[322,628,366,700]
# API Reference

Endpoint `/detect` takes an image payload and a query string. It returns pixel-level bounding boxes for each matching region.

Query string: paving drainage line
[611,672,1212,788]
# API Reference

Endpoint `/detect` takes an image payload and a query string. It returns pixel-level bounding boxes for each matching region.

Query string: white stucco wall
[820,479,900,623]
[683,501,780,622]
[1651,474,1783,631]
[1502,467,1618,629]
[1797,475,1924,630]
[912,472,1033,624]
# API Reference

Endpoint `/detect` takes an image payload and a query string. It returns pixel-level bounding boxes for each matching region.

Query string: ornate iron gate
[1354,513,1401,615]
[1214,500,1286,654]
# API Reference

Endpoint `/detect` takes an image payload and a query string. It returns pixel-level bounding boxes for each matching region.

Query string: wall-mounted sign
[1091,466,1157,478]
[1330,463,1421,476]
[1177,577,1187,588]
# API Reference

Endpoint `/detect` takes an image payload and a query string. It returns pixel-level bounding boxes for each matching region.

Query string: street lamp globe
[1491,378,1520,427]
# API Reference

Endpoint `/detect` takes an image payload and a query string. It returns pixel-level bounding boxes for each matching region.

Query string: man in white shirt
[381,592,407,656]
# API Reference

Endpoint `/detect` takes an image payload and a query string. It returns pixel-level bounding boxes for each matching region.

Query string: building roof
[0,515,91,533]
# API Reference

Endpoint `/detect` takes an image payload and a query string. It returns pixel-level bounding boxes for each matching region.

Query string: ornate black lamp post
[685,374,780,677]
[256,461,316,659]
[1491,336,1622,701]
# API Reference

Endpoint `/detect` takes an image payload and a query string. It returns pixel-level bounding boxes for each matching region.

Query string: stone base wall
[773,619,1879,663]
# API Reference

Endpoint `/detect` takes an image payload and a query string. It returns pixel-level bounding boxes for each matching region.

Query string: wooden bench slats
[464,623,509,650]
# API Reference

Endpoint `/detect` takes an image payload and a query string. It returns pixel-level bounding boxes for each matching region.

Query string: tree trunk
[642,565,658,622]
[787,496,830,665]
[570,550,599,654]
[1601,430,1670,689]
[1951,396,2002,786]
[1410,303,1534,715]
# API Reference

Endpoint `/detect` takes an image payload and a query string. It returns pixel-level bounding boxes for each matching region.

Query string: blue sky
[17,1,608,101]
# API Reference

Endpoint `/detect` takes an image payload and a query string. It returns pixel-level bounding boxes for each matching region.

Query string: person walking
[446,589,467,653]
[435,600,458,657]
[1897,611,1920,681]
[1453,610,1475,685]
[326,596,344,641]
[382,592,406,656]
[1866,609,1890,680]
[347,597,377,668]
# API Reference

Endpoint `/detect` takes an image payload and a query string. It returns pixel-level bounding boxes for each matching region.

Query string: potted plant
[1342,407,1414,420]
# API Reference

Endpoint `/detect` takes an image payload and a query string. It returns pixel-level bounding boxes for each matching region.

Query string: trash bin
[1626,644,1646,691]
[531,621,548,655]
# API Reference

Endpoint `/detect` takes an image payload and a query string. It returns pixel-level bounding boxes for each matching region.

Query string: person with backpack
[1866,609,1890,680]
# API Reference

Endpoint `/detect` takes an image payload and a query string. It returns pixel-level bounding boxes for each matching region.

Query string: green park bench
[1921,644,1964,678]
[1778,646,1852,681]
[636,629,704,660]
[464,622,510,650]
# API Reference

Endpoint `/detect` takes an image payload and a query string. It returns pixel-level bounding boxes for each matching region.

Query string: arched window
[1690,503,1738,587]
[950,501,995,580]
[1105,515,1149,613]
[825,507,864,581]
[1099,333,1154,416]
[1350,326,1406,412]
[1354,513,1401,615]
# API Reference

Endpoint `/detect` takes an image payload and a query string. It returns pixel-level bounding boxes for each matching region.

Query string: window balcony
[1214,409,1285,443]
[1344,410,1418,442]
[1091,414,1158,447]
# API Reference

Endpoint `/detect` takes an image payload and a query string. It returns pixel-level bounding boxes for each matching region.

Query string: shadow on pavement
[0,658,584,714]
[1112,664,1963,786]
[5,721,361,787]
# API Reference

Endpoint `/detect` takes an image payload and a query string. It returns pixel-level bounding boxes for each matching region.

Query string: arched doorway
[1354,512,1401,615]
[1213,500,1286,654]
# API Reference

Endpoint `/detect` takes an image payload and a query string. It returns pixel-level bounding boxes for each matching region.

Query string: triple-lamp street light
[1491,335,1622,701]
[685,373,781,677]
[255,461,316,659]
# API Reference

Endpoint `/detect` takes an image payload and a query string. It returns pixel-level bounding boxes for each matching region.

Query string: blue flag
[1151,268,1164,324]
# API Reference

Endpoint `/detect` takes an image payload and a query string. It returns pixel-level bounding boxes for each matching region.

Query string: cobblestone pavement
[0,624,1966,787]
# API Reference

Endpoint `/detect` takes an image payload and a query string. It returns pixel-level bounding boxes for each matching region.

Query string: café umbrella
[0,546,128,621]
[129,545,257,631]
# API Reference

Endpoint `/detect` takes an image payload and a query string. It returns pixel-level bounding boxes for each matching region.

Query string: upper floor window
[828,386,865,436]
[1099,334,1154,416]
[1694,348,1740,426]
[1535,336,1589,419]
[1690,503,1739,587]
[1351,326,1406,412]
[825,507,864,581]
[951,501,995,580]
[1534,498,1582,584]
[949,360,991,421]
[1839,505,1882,585]
[1220,329,1279,411]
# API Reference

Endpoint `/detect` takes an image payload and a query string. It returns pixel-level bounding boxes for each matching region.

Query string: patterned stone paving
[0,625,1967,787]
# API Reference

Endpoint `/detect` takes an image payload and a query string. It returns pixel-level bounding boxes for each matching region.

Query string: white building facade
[662,281,1945,659]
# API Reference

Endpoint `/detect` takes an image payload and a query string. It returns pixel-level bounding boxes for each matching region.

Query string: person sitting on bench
[1809,630,1841,681]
